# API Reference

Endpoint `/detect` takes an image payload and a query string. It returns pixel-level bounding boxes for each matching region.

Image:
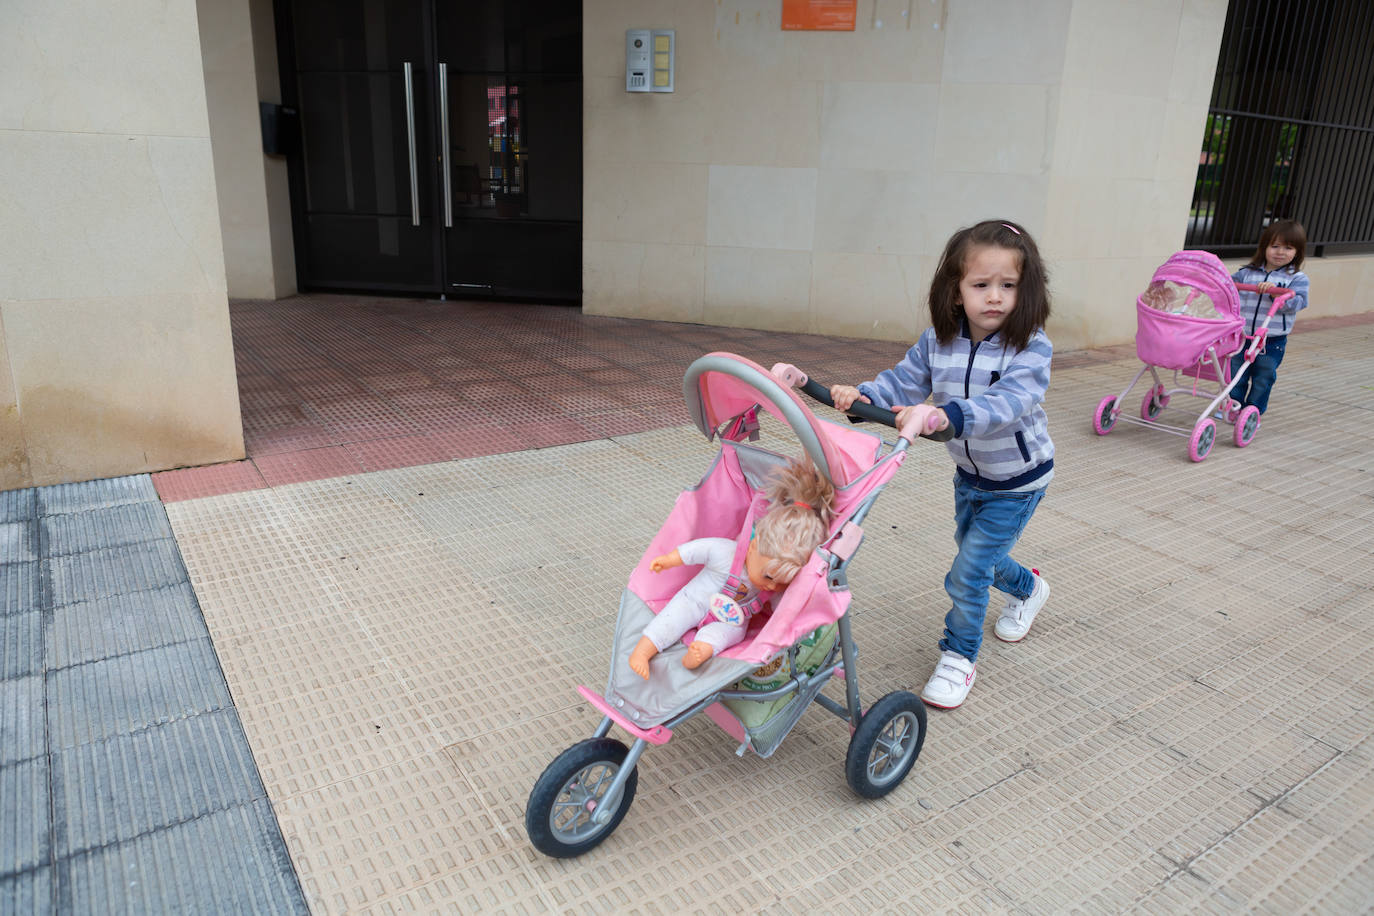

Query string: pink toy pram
[1091,250,1296,462]
[525,352,946,858]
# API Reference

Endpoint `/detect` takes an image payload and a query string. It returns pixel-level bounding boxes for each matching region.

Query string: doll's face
[745,540,792,591]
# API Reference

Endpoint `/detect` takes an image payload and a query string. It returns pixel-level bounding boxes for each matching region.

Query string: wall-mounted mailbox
[259,102,298,156]
[626,29,674,93]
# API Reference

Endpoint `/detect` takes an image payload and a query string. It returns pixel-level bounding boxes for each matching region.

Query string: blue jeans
[1229,334,1288,415]
[940,477,1045,662]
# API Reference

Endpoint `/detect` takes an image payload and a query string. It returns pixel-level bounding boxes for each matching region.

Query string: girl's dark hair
[1247,219,1307,271]
[928,219,1051,352]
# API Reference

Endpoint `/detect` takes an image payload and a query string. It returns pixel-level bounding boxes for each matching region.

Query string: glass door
[287,0,442,293]
[435,1,582,300]
[282,0,582,300]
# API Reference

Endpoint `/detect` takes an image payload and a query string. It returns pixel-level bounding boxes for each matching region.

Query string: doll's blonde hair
[753,457,836,584]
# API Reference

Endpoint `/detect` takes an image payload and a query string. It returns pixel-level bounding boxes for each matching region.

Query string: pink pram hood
[1136,250,1244,370]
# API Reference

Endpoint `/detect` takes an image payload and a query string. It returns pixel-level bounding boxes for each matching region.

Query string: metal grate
[1186,0,1374,256]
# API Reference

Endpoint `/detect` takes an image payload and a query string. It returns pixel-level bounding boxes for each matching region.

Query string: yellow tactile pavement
[165,323,1374,913]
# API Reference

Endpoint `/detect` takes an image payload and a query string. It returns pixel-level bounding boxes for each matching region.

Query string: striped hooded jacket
[1231,263,1309,338]
[858,324,1054,491]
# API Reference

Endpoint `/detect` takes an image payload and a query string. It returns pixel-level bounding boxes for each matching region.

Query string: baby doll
[628,457,836,679]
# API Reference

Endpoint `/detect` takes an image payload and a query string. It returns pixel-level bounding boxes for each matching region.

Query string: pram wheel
[845,691,927,799]
[1092,396,1118,435]
[1140,389,1169,421]
[1234,406,1260,447]
[526,738,638,858]
[1188,417,1216,462]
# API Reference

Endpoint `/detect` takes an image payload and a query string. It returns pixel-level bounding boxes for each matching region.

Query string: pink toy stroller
[525,352,949,858]
[1091,250,1296,462]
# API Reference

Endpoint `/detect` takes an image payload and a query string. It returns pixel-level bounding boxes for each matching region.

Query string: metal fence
[1186,0,1374,256]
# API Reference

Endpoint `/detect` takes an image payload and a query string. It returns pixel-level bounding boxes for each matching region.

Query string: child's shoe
[995,570,1049,642]
[920,650,976,709]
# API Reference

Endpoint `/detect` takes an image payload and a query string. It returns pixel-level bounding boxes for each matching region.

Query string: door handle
[439,62,452,228]
[403,61,420,227]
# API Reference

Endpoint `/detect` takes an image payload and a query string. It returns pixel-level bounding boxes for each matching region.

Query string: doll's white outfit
[641,537,769,655]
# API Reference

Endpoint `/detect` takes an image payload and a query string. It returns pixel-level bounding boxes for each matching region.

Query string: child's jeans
[940,477,1046,663]
[1229,334,1288,415]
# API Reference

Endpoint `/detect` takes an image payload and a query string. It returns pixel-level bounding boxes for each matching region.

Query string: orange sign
[782,0,857,31]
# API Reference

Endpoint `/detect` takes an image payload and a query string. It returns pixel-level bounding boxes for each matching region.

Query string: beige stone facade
[579,0,1374,348]
[1,0,243,490]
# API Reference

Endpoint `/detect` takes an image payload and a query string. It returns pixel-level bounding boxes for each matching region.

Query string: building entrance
[279,0,581,300]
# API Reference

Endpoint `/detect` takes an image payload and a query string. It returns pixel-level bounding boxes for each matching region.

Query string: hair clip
[1001,223,1021,235]
[793,500,813,510]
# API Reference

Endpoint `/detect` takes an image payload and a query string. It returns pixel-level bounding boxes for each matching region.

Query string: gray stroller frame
[525,354,940,859]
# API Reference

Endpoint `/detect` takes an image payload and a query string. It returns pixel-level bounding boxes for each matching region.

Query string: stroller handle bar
[770,363,956,443]
[1234,283,1296,315]
[1234,284,1296,359]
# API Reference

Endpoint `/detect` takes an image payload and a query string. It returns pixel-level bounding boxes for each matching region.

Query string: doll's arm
[650,549,684,573]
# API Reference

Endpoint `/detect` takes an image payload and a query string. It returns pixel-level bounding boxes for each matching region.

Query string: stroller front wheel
[1092,396,1118,435]
[1234,406,1261,447]
[1189,417,1217,462]
[846,691,927,799]
[526,738,638,858]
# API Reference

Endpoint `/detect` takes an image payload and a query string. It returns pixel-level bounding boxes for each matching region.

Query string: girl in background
[1230,219,1310,415]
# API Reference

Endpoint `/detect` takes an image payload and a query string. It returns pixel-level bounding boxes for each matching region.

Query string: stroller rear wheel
[526,738,638,858]
[1140,388,1169,421]
[846,691,927,798]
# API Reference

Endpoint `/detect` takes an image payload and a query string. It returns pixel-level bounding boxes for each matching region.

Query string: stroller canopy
[682,352,884,489]
[1136,250,1244,370]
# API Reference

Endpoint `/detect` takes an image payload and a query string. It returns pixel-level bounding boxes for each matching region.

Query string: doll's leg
[631,593,699,679]
[684,621,747,669]
[628,638,658,679]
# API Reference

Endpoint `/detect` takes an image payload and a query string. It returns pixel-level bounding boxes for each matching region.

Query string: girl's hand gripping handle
[891,404,949,442]
[770,363,955,442]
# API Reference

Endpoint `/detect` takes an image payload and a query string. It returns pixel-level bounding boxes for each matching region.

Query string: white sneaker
[995,571,1049,643]
[920,650,976,709]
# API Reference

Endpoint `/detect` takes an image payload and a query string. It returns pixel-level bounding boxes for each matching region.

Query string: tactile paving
[57,800,306,915]
[51,708,265,857]
[1,473,307,912]
[0,756,48,875]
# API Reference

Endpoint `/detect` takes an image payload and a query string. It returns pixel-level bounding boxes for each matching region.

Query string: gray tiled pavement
[0,476,307,915]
